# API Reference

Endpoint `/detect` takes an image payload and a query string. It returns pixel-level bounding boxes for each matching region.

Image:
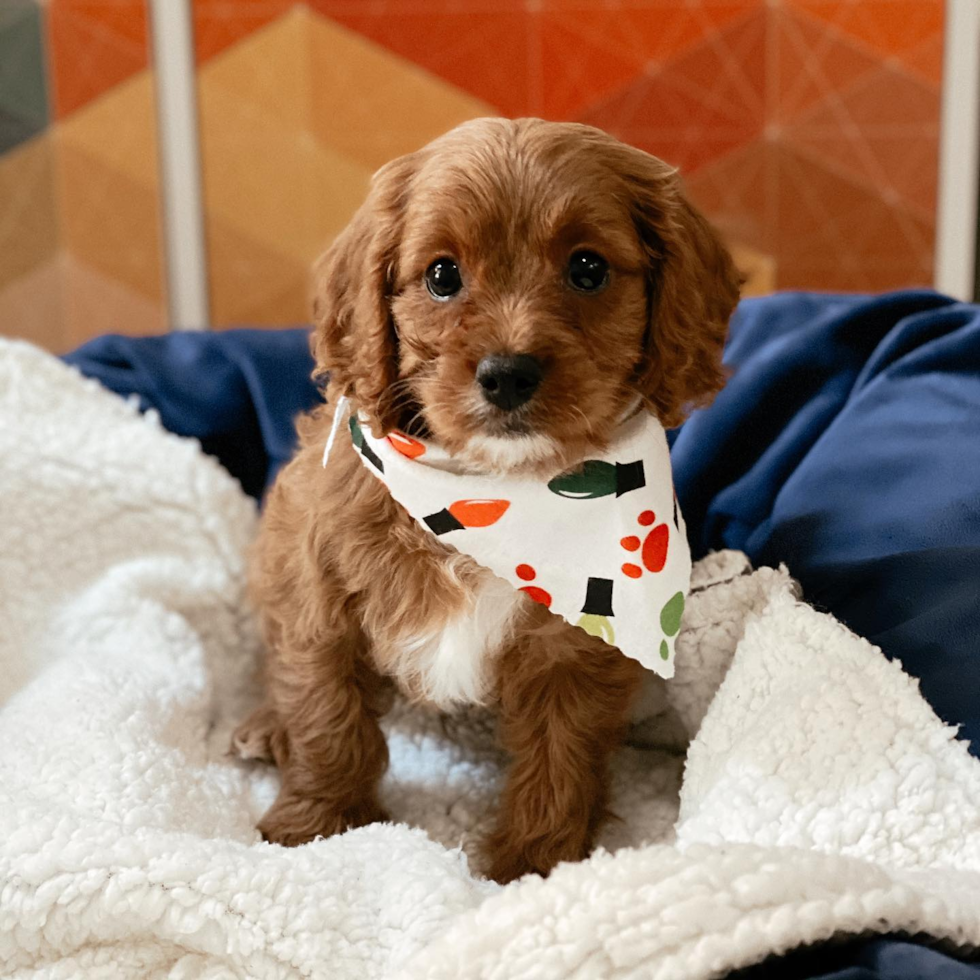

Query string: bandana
[323,398,691,678]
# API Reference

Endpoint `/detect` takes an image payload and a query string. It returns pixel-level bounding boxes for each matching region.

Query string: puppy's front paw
[484,850,538,885]
[258,791,389,847]
[482,827,591,884]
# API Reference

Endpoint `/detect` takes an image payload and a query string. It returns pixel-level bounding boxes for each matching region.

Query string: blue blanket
[64,290,980,980]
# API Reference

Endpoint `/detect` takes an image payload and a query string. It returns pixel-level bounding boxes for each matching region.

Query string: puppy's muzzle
[476,353,543,411]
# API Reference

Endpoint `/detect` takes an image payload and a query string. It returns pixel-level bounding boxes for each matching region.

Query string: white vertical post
[149,0,210,329]
[935,0,980,301]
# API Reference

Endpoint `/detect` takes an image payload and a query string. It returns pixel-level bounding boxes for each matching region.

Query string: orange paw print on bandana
[516,564,552,608]
[620,510,669,578]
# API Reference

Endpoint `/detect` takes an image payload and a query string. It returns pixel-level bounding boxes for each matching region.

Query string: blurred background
[0,0,973,351]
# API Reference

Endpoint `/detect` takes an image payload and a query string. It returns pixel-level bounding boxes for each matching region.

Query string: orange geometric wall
[0,0,166,351]
[0,0,945,349]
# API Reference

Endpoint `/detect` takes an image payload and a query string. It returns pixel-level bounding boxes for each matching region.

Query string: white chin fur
[462,432,559,473]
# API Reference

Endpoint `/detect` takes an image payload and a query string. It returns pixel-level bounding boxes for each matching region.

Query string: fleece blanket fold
[2,339,979,980]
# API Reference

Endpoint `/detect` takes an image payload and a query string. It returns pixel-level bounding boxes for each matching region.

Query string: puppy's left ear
[310,153,419,434]
[619,148,742,428]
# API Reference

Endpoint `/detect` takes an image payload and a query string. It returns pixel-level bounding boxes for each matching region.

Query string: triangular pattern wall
[0,0,945,349]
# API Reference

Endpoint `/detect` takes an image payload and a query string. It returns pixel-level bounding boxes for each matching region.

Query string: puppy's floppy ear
[311,153,418,434]
[616,146,741,428]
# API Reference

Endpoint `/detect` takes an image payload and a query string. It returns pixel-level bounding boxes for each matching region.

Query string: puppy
[233,118,740,884]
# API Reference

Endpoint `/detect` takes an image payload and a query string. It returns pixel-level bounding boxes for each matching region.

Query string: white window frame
[935,0,980,301]
[149,0,210,330]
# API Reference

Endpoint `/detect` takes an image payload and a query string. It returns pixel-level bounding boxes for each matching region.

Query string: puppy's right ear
[311,153,418,434]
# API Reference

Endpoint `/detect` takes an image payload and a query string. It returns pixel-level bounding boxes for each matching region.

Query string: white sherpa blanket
[1,339,979,980]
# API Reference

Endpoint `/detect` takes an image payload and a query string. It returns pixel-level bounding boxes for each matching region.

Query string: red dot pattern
[516,563,535,581]
[638,510,656,526]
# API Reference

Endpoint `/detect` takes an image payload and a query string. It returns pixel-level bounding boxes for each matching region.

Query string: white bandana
[324,398,691,678]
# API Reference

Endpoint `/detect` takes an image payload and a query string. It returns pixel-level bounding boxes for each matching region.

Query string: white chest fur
[386,572,524,709]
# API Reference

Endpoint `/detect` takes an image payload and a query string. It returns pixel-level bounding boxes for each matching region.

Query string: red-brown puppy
[234,118,740,884]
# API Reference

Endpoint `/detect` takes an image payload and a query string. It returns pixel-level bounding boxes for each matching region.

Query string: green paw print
[659,591,685,661]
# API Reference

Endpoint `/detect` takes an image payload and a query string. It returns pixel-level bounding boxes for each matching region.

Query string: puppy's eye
[424,258,462,300]
[568,251,609,292]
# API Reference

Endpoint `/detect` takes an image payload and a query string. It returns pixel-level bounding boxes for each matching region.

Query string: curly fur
[234,118,740,883]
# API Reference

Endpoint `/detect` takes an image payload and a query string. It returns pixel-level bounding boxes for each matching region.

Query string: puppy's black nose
[476,354,543,411]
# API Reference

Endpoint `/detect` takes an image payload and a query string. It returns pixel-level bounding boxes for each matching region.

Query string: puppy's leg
[259,619,390,847]
[485,631,642,884]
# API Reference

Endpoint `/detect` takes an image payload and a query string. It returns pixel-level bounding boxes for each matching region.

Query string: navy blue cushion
[732,936,980,979]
